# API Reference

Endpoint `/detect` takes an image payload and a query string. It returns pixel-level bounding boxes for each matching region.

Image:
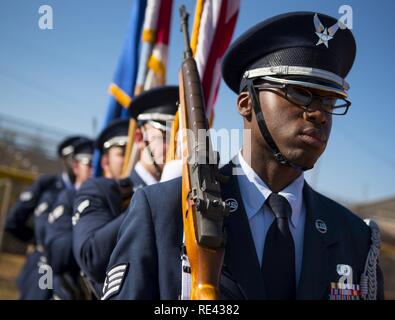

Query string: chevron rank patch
[101,263,129,300]
[48,205,64,223]
[34,202,48,217]
[72,213,80,226]
[77,199,90,214]
[20,191,33,202]
[72,199,90,226]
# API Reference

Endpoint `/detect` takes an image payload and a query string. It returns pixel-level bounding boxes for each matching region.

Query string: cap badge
[314,13,339,48]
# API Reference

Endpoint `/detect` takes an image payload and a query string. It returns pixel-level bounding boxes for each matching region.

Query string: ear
[135,128,145,151]
[71,159,79,176]
[101,153,113,178]
[135,127,143,142]
[237,91,253,121]
[101,154,109,170]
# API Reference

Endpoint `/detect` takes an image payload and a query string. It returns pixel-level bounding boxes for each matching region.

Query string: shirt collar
[61,172,74,189]
[236,151,304,228]
[134,162,158,186]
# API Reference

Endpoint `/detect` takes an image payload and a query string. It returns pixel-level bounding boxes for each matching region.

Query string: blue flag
[93,0,147,176]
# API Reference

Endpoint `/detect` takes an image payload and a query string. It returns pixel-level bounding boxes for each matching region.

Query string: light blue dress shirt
[235,151,306,286]
[134,162,158,186]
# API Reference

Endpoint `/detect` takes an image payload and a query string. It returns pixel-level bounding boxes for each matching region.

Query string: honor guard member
[103,12,384,300]
[45,139,94,300]
[8,135,89,299]
[72,86,178,297]
[5,136,86,242]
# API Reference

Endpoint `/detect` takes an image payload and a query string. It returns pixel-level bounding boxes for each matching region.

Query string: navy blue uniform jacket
[16,175,67,300]
[5,174,60,242]
[72,171,145,293]
[105,162,384,300]
[45,188,86,299]
[46,188,78,274]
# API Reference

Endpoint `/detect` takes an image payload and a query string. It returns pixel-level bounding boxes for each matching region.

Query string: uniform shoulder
[81,176,115,187]
[36,174,57,183]
[54,188,69,204]
[314,190,370,239]
[75,177,122,218]
[124,177,182,225]
[117,177,183,247]
[32,174,59,191]
[141,177,181,200]
[79,177,118,194]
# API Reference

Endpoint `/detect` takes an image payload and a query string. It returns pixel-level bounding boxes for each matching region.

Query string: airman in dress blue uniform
[45,138,94,299]
[72,86,179,297]
[6,135,90,299]
[103,12,384,300]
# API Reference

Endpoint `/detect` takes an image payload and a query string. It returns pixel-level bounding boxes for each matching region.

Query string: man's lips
[299,128,327,147]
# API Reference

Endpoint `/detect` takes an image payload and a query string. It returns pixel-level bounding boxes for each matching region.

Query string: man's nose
[303,100,330,125]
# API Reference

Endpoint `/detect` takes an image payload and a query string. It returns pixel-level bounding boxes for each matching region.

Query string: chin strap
[247,79,310,171]
[144,141,162,178]
[141,126,162,179]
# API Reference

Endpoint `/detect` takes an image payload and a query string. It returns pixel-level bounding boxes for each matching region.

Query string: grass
[0,252,25,300]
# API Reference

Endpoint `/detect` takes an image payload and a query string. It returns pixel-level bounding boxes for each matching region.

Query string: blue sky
[1,0,394,204]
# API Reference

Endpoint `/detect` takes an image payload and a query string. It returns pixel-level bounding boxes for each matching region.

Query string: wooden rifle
[178,5,229,300]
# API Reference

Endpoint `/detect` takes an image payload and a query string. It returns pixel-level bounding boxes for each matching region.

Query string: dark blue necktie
[261,193,296,300]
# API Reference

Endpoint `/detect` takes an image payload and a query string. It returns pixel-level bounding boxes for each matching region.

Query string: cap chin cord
[144,141,162,178]
[141,126,162,179]
[247,79,310,171]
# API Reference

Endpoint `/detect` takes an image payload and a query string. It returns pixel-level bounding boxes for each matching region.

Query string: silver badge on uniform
[72,199,90,226]
[72,213,80,226]
[313,13,339,48]
[337,264,352,276]
[77,199,90,214]
[315,219,327,233]
[225,198,238,213]
[34,202,48,217]
[20,191,33,202]
[48,205,64,223]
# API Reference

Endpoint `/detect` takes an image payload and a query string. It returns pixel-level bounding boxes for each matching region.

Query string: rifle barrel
[179,5,193,59]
